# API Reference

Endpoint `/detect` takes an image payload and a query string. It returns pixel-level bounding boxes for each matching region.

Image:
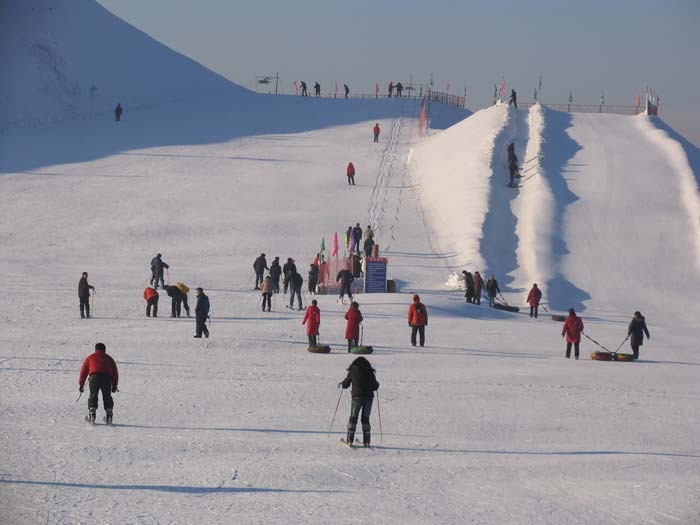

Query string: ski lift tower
[256,72,280,95]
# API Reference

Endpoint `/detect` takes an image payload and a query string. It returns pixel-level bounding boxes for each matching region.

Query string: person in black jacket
[509,89,517,108]
[462,270,475,303]
[282,258,296,294]
[300,81,308,96]
[269,257,282,294]
[352,223,363,253]
[339,356,379,447]
[314,82,321,97]
[194,287,210,338]
[78,272,95,319]
[337,268,354,302]
[115,103,123,122]
[363,237,375,257]
[288,270,304,310]
[150,253,169,289]
[308,263,319,294]
[253,253,268,290]
[628,311,650,360]
[163,285,185,318]
[486,275,500,307]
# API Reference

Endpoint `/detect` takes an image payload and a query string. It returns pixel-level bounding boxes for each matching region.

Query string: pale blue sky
[98,0,699,145]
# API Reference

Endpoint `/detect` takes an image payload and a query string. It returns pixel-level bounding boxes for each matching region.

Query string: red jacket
[373,124,380,136]
[345,306,363,340]
[144,287,158,301]
[347,163,355,176]
[526,287,542,306]
[78,350,119,388]
[562,314,584,343]
[408,296,428,326]
[302,305,321,336]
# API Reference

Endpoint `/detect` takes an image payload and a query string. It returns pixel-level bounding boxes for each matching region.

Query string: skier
[337,268,354,303]
[352,223,363,252]
[269,256,282,294]
[194,287,210,338]
[473,271,484,305]
[561,308,584,359]
[347,162,356,185]
[150,253,169,290]
[314,82,321,97]
[486,275,501,307]
[462,270,475,304]
[253,253,268,290]
[508,154,519,186]
[163,284,185,318]
[344,84,350,99]
[396,82,403,97]
[507,142,515,159]
[628,311,650,360]
[282,257,296,294]
[300,81,308,96]
[509,89,517,108]
[176,282,191,316]
[288,270,304,311]
[373,123,380,143]
[344,301,363,352]
[408,294,428,347]
[260,275,272,312]
[526,283,542,318]
[78,342,118,425]
[114,103,123,122]
[143,286,159,317]
[388,81,394,98]
[308,263,319,294]
[78,271,95,319]
[364,237,375,257]
[302,299,321,346]
[339,356,379,447]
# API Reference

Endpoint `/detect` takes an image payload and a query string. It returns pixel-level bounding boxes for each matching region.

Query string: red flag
[335,81,338,94]
[375,83,379,94]
[418,97,427,137]
[446,81,450,92]
[294,80,299,94]
[636,95,641,107]
[331,232,339,256]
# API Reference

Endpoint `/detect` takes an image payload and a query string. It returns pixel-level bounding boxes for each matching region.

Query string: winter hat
[413,294,420,301]
[568,308,575,315]
[196,287,203,292]
[95,343,106,351]
[312,299,318,305]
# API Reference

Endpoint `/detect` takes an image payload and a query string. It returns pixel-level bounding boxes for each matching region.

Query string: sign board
[364,257,388,293]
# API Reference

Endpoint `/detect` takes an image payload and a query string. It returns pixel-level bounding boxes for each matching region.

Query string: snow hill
[1,2,699,524]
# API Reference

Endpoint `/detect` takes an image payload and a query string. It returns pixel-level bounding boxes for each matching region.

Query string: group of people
[388,82,404,98]
[298,81,351,98]
[254,254,306,311]
[461,271,501,307]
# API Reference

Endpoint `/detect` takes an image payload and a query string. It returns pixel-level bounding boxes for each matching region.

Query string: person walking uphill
[473,271,484,305]
[302,299,321,346]
[628,311,650,360]
[345,302,363,352]
[194,287,210,338]
[260,276,272,312]
[486,275,500,307]
[509,89,517,108]
[462,270,475,303]
[78,272,95,319]
[79,343,118,425]
[562,308,584,359]
[339,356,379,447]
[373,123,380,143]
[114,103,122,122]
[150,253,169,290]
[526,283,542,318]
[253,253,268,290]
[144,286,159,317]
[347,162,356,186]
[408,294,428,347]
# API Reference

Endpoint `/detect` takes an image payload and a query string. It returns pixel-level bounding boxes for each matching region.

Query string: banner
[364,257,388,293]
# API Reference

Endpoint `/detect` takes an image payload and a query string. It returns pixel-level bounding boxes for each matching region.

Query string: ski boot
[86,408,96,424]
[345,430,355,447]
[363,432,371,448]
[104,409,113,426]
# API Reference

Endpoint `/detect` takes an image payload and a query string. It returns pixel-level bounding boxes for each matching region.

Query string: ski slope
[1,2,700,524]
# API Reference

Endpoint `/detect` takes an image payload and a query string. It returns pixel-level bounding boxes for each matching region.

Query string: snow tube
[350,346,373,355]
[551,314,566,322]
[590,351,613,361]
[493,303,520,313]
[307,345,331,354]
[614,353,636,362]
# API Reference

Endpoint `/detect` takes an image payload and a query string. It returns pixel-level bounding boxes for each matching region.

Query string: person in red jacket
[346,162,356,186]
[143,286,159,317]
[526,283,542,319]
[78,343,119,424]
[303,299,321,346]
[345,301,363,352]
[408,294,428,347]
[373,123,380,143]
[561,308,584,359]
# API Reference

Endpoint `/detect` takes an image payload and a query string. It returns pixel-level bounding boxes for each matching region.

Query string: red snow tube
[551,314,566,322]
[614,353,636,362]
[350,346,373,354]
[591,351,613,361]
[307,345,331,354]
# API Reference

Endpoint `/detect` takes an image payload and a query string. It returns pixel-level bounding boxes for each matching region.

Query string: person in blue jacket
[194,287,210,338]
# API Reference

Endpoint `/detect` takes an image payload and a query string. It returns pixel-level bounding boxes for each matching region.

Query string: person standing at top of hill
[314,82,321,97]
[253,253,268,290]
[509,89,517,108]
[388,81,394,98]
[302,299,321,346]
[628,311,650,360]
[344,84,350,99]
[562,308,584,359]
[526,283,542,318]
[473,271,484,305]
[408,294,428,347]
[115,103,122,122]
[396,82,403,97]
[300,81,308,96]
[150,253,169,290]
[78,272,95,319]
[486,275,501,307]
[373,123,380,143]
[347,162,356,185]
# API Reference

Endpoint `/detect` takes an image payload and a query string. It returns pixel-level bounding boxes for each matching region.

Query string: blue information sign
[364,257,388,293]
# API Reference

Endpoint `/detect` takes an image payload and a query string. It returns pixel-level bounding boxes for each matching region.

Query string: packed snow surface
[1,2,699,524]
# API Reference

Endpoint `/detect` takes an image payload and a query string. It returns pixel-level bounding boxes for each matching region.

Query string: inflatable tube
[350,346,373,354]
[307,345,331,354]
[493,303,520,313]
[614,353,636,362]
[551,314,566,322]
[591,351,613,361]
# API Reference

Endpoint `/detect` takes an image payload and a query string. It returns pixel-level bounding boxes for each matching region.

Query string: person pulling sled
[339,356,379,447]
[628,311,650,360]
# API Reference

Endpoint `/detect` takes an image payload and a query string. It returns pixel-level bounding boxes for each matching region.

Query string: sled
[307,345,331,354]
[350,346,374,355]
[551,314,566,322]
[493,303,520,313]
[506,182,520,188]
[613,353,636,362]
[590,351,613,361]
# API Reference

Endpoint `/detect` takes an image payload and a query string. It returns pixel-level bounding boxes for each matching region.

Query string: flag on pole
[430,73,434,87]
[294,80,299,94]
[538,75,542,91]
[375,83,379,95]
[569,89,573,104]
[335,81,338,97]
[600,90,605,105]
[320,237,326,257]
[418,96,427,137]
[331,232,338,256]
[446,81,450,92]
[534,88,538,101]
[636,94,641,107]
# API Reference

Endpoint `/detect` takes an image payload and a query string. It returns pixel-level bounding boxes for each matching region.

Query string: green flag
[320,237,325,255]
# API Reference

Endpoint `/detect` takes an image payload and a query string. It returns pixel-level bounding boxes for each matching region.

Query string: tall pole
[275,72,279,95]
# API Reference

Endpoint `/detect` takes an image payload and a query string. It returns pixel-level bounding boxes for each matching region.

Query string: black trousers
[465,287,474,303]
[308,334,317,346]
[348,175,355,185]
[79,296,90,318]
[348,397,373,433]
[271,277,280,294]
[147,296,159,317]
[171,297,182,317]
[88,373,113,411]
[530,305,539,318]
[308,279,317,294]
[339,283,353,300]
[181,294,190,315]
[196,315,209,337]
[262,293,271,311]
[255,271,264,289]
[347,338,357,352]
[373,135,379,143]
[566,342,580,358]
[509,99,517,108]
[631,343,640,359]
[411,325,425,347]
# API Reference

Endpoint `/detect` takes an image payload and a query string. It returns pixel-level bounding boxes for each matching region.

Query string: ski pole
[540,303,550,313]
[376,395,384,443]
[583,332,612,353]
[614,335,630,353]
[76,391,83,403]
[498,292,509,306]
[328,387,344,438]
[360,324,364,346]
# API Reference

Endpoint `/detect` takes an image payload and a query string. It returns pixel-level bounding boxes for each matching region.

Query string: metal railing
[516,102,645,116]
